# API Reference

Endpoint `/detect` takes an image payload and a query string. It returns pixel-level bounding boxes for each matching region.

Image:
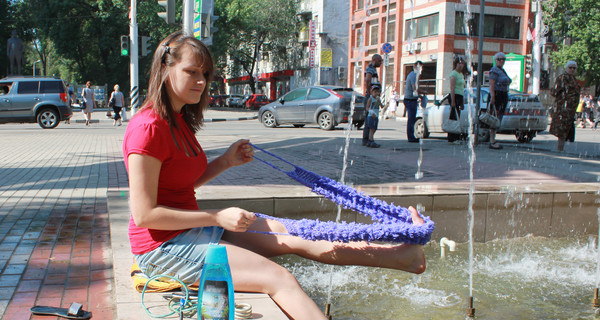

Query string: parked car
[414,87,548,142]
[226,94,245,108]
[0,76,73,129]
[258,86,366,130]
[210,94,227,107]
[245,94,270,110]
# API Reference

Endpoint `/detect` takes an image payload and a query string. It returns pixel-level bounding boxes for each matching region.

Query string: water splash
[459,0,477,308]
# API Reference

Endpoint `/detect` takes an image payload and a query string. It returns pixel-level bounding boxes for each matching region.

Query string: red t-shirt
[123,108,208,254]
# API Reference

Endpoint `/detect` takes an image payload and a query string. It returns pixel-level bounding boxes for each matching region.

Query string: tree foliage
[212,0,299,93]
[1,0,180,92]
[543,0,600,94]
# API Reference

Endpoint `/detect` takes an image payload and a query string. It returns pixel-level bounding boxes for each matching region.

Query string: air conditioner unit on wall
[404,42,421,53]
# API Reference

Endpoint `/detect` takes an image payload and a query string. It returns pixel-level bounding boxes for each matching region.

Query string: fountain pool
[274,235,597,320]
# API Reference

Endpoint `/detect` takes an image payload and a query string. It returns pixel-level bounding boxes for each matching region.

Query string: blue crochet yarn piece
[250,144,435,245]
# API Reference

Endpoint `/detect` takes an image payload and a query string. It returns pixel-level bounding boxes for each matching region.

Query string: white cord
[234,303,253,319]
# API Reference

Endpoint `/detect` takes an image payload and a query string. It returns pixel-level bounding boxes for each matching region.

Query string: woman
[109,84,125,126]
[81,81,95,126]
[123,31,426,320]
[448,56,466,144]
[487,52,512,150]
[550,61,581,151]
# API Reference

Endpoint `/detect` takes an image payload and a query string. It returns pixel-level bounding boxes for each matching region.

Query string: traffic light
[157,0,175,25]
[120,36,129,56]
[525,54,532,72]
[141,36,152,57]
[200,14,219,46]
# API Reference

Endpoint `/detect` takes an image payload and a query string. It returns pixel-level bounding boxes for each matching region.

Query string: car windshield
[468,89,490,103]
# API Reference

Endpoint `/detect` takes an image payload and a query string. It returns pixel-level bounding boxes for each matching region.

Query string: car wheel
[516,131,536,143]
[293,124,305,128]
[37,108,60,129]
[318,111,335,130]
[261,111,277,128]
[414,118,429,139]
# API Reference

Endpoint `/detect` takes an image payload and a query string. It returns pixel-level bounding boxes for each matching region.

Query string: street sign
[382,43,392,54]
[383,53,389,66]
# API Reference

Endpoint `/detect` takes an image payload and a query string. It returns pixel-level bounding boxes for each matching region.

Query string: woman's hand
[222,139,254,168]
[215,207,257,232]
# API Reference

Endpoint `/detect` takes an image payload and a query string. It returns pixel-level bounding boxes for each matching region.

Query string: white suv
[0,76,73,129]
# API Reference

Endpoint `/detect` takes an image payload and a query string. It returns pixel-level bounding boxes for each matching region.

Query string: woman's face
[566,65,577,75]
[165,46,207,111]
[495,56,506,68]
[456,60,465,71]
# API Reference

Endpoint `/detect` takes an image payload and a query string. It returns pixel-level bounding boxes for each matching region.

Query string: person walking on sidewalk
[109,84,125,126]
[550,60,581,151]
[403,60,425,142]
[362,54,382,146]
[487,52,512,150]
[448,56,467,144]
[81,81,95,126]
[123,31,426,320]
[364,84,382,148]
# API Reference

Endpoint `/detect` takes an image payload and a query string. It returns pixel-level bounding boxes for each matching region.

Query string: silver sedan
[258,86,366,130]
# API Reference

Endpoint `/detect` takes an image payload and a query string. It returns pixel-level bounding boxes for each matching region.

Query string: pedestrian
[487,52,512,150]
[385,85,400,119]
[592,96,600,130]
[362,54,382,146]
[403,60,425,142]
[448,56,467,144]
[364,84,382,147]
[81,81,95,126]
[109,84,125,126]
[64,83,75,124]
[549,60,582,151]
[123,31,426,320]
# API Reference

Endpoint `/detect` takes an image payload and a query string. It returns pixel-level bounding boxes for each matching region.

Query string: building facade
[348,0,539,102]
[225,0,351,101]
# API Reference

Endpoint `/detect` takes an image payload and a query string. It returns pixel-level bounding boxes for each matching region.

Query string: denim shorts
[134,226,224,284]
[366,115,379,130]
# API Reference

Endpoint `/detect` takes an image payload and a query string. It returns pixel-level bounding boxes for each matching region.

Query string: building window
[405,14,439,39]
[356,25,364,49]
[369,21,379,46]
[369,0,379,5]
[455,12,520,39]
[354,64,363,88]
[357,0,364,9]
[386,16,396,42]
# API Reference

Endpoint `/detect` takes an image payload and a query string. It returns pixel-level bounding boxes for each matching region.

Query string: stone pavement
[0,108,599,319]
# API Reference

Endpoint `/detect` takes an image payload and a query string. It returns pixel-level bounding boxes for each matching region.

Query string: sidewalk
[0,108,599,319]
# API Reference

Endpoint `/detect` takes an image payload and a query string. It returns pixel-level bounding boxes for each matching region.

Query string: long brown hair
[142,31,214,133]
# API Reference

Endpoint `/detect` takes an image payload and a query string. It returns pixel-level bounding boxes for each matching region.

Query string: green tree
[543,0,600,95]
[213,0,300,94]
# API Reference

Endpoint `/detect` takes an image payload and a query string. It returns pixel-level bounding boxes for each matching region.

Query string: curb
[205,116,258,122]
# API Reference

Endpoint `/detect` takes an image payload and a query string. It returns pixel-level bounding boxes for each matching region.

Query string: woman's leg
[221,207,426,274]
[222,243,327,320]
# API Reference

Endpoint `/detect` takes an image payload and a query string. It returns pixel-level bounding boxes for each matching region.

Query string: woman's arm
[489,78,496,106]
[450,74,456,108]
[194,139,254,188]
[128,153,254,231]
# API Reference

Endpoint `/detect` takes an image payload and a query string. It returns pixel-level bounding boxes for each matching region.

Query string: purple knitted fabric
[250,144,435,245]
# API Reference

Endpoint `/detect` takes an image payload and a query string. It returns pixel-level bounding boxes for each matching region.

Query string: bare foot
[408,206,424,226]
[392,206,426,274]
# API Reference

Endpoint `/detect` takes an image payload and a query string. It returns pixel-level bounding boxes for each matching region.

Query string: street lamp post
[33,60,41,76]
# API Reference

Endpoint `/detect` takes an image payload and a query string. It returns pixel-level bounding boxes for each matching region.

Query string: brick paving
[0,129,126,320]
